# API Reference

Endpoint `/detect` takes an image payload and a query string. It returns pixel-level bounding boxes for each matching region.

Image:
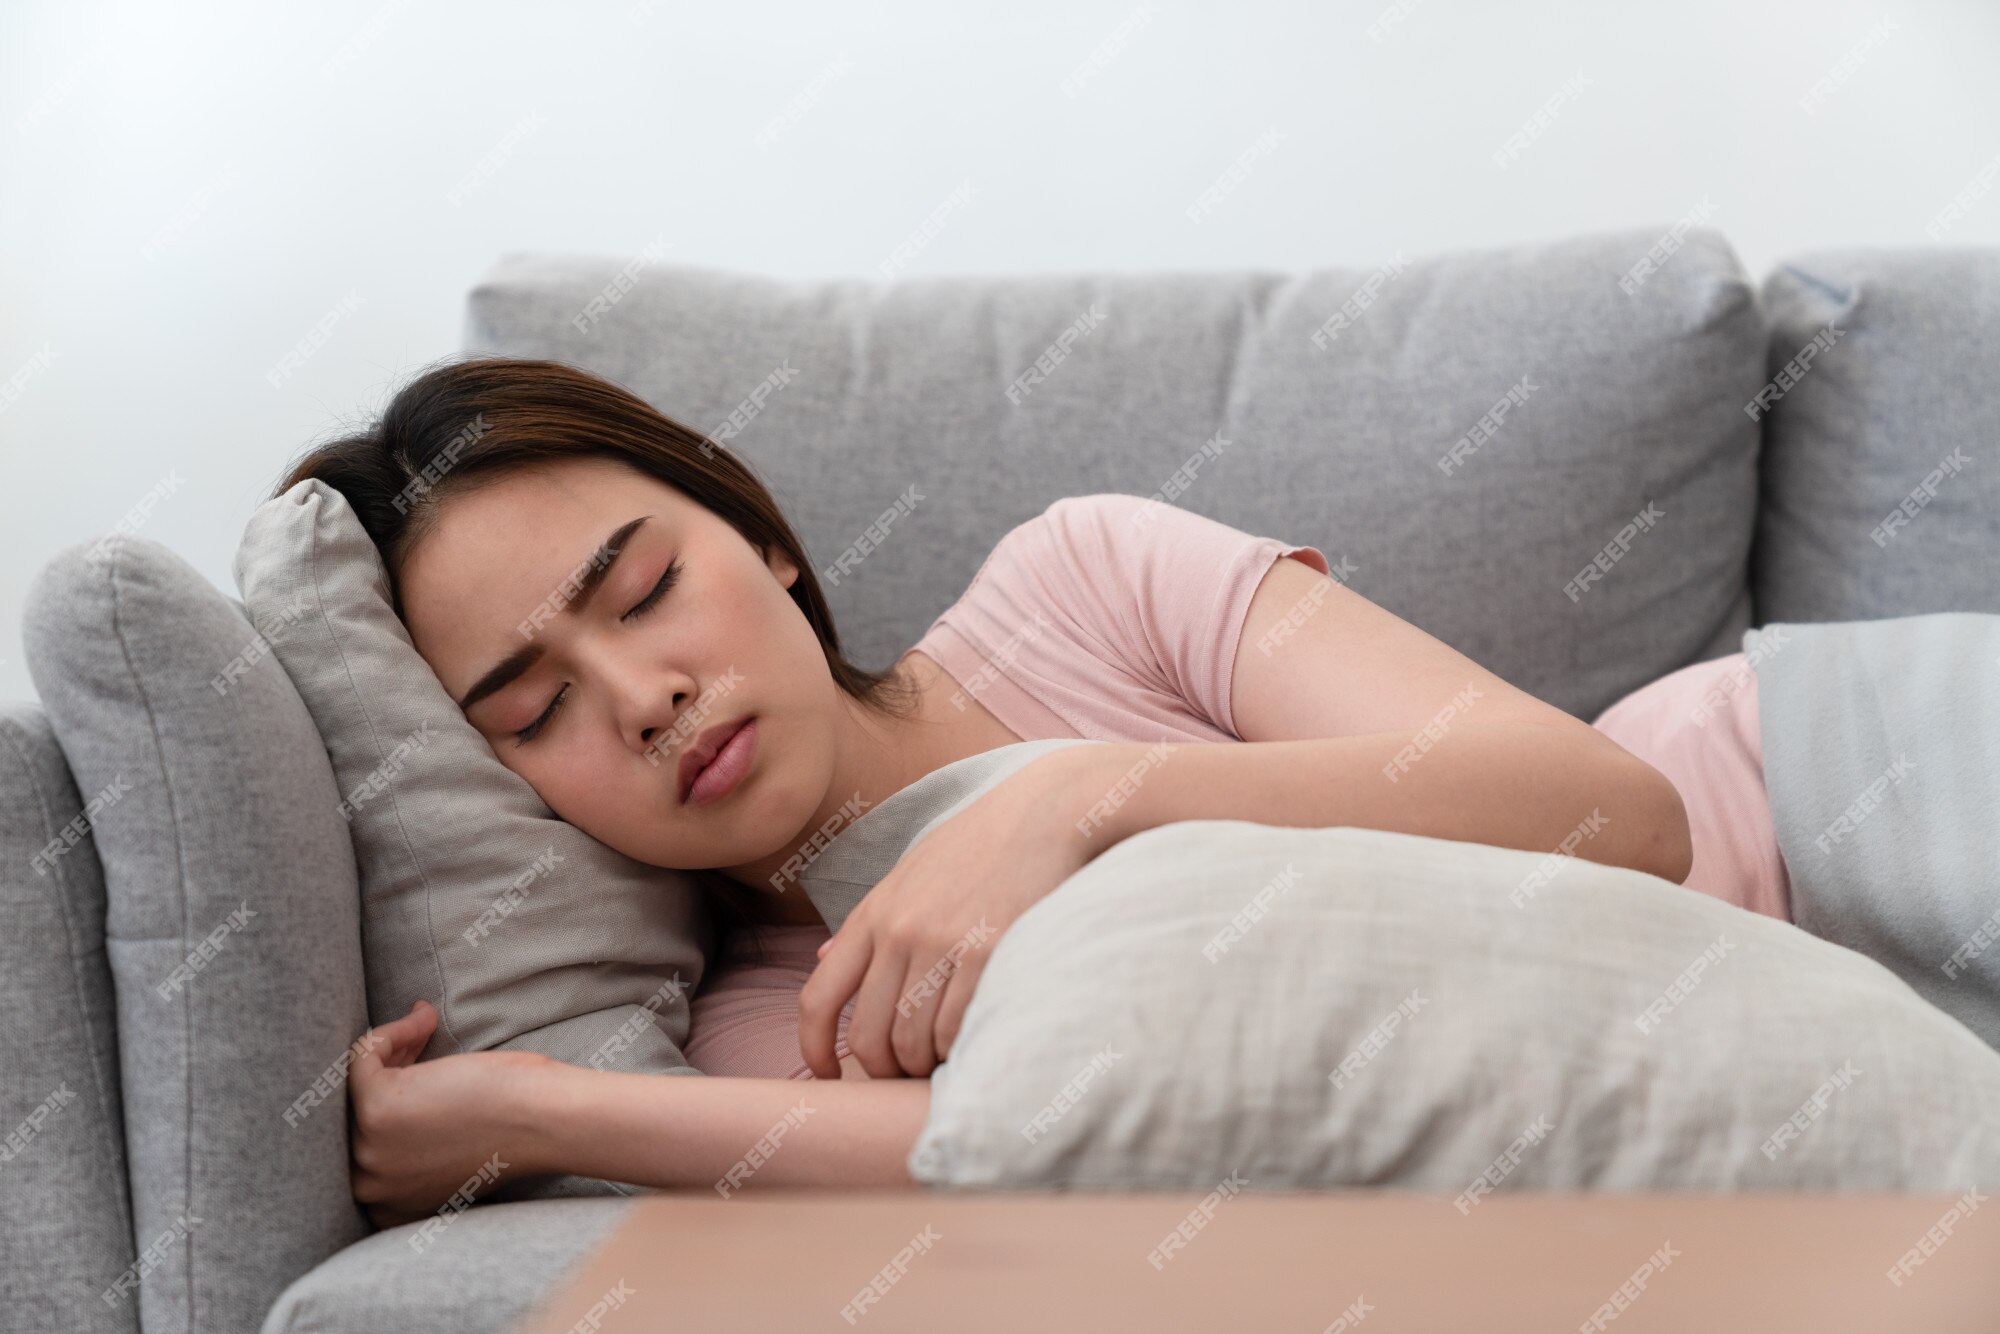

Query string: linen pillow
[232,480,713,1184]
[795,737,1101,932]
[786,738,1999,1188]
[910,818,2000,1192]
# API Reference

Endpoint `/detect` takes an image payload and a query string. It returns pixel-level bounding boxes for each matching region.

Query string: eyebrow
[455,514,653,713]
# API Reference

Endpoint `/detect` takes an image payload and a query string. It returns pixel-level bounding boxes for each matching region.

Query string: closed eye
[622,558,681,622]
[511,559,683,746]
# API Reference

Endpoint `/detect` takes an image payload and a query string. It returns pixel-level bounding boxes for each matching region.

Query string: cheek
[510,747,618,829]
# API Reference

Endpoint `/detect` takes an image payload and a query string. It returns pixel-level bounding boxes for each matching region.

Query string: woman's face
[397,454,844,879]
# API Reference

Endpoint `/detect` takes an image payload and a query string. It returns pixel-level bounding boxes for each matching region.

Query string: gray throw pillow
[232,480,713,1194]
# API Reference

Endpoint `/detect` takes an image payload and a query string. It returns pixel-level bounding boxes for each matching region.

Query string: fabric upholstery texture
[1749,612,2000,1051]
[258,1198,633,1334]
[1754,249,2000,623]
[0,702,138,1334]
[22,537,372,1334]
[468,227,1765,722]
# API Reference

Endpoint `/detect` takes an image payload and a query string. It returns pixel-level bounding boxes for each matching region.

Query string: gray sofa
[4,228,1996,1333]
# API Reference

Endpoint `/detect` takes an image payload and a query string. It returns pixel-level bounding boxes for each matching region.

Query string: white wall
[5,0,1997,704]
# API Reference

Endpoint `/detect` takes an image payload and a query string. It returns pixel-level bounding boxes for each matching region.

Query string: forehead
[396,457,691,689]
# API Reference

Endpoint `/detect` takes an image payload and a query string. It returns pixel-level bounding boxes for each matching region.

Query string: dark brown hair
[273,355,919,964]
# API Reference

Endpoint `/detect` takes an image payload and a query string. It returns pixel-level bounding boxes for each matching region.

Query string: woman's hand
[798,749,1103,1080]
[346,999,556,1230]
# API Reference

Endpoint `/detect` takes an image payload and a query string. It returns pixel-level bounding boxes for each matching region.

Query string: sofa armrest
[24,539,372,1333]
[0,701,139,1332]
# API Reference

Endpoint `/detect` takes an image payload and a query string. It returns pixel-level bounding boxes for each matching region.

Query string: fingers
[931,956,982,1062]
[849,940,921,1078]
[349,1025,389,1081]
[888,948,955,1078]
[800,936,872,1079]
[351,999,438,1078]
[385,999,438,1067]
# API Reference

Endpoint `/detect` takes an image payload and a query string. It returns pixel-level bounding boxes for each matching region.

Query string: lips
[677,716,752,802]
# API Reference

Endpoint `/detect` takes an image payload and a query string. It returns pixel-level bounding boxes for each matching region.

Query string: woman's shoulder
[1007,491,1326,590]
[945,492,1145,597]
[948,490,1314,615]
[978,491,1201,570]
[1031,490,1185,537]
[911,493,1327,739]
[1029,490,1304,549]
[907,493,1168,676]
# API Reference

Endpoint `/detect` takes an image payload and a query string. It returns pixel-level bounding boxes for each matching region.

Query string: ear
[763,542,799,590]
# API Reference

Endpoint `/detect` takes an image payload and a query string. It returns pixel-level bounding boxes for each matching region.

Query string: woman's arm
[348,1000,927,1228]
[1047,723,1691,884]
[522,1060,930,1193]
[1173,553,1695,883]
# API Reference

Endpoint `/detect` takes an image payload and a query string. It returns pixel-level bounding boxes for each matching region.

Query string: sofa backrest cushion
[468,227,1764,720]
[1754,248,2000,623]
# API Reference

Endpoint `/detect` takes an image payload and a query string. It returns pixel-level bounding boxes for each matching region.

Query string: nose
[635,689,692,759]
[598,649,694,759]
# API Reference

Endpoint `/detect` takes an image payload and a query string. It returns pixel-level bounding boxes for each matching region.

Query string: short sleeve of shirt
[909,493,1331,741]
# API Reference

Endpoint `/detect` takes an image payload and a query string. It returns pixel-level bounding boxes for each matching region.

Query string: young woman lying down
[279,359,1791,1228]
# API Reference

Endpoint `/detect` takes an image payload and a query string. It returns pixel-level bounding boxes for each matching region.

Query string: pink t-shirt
[907,493,1333,743]
[681,494,1328,1078]
[1588,652,1793,923]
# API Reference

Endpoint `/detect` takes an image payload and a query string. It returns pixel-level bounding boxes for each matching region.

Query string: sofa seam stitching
[104,536,200,1330]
